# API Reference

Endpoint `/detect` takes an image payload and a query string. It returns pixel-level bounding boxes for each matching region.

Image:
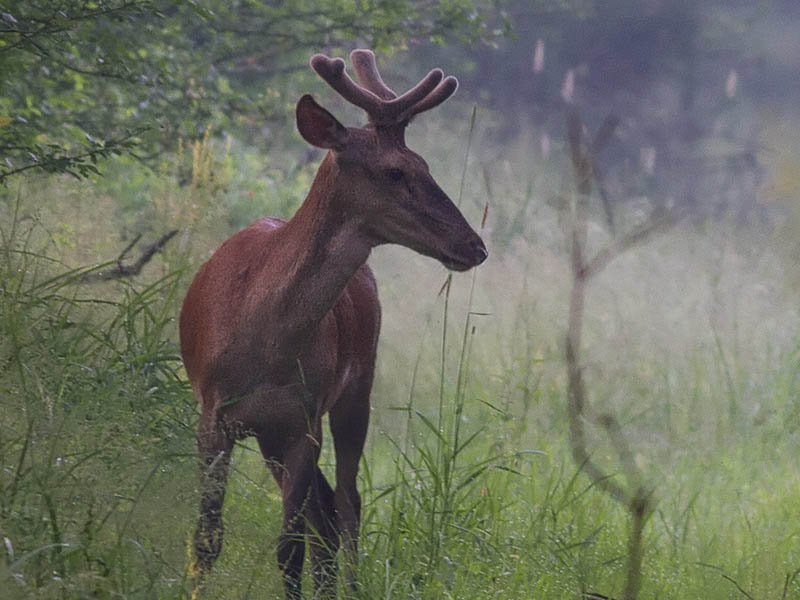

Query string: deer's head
[296,49,487,272]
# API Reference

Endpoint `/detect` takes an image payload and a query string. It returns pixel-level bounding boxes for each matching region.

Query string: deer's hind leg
[190,413,234,598]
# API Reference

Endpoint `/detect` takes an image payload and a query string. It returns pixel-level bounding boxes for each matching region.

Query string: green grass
[1,122,800,599]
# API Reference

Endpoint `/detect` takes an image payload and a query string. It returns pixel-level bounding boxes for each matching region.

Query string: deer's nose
[441,235,489,272]
[471,238,488,265]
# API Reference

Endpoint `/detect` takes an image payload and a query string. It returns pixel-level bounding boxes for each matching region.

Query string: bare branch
[565,277,630,506]
[563,108,664,600]
[581,211,683,281]
[591,115,620,153]
[116,232,143,264]
[82,230,178,283]
[622,487,652,600]
[697,564,757,600]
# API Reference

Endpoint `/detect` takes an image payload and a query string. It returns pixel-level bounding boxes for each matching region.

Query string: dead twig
[82,229,178,282]
[696,563,756,600]
[562,108,682,600]
[783,566,800,599]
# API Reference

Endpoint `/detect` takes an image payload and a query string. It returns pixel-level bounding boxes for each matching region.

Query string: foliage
[0,192,196,598]
[0,0,506,182]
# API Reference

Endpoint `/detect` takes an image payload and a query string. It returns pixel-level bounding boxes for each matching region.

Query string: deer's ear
[296,94,349,151]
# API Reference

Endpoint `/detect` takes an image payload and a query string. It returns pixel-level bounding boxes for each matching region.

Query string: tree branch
[0,129,143,183]
[581,211,682,281]
[562,108,674,600]
[82,230,178,283]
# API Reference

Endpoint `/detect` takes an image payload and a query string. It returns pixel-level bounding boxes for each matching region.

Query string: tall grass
[1,112,799,599]
[0,189,198,599]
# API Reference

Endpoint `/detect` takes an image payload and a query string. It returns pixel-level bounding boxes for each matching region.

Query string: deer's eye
[388,168,404,181]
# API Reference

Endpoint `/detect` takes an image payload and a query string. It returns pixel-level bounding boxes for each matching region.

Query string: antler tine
[310,51,455,126]
[350,49,397,101]
[310,53,384,118]
[349,49,447,119]
[385,68,444,121]
[399,76,459,122]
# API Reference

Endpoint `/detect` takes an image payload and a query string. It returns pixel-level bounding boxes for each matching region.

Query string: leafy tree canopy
[0,0,505,182]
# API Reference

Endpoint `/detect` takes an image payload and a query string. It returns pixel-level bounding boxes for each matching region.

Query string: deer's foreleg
[308,465,339,598]
[277,430,339,600]
[330,381,371,592]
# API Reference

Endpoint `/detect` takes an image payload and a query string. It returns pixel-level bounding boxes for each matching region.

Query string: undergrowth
[1,129,799,599]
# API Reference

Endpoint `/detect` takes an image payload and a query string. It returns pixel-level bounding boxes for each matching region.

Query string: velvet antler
[350,49,397,101]
[310,49,458,126]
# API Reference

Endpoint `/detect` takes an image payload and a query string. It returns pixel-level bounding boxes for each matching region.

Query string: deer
[179,49,487,599]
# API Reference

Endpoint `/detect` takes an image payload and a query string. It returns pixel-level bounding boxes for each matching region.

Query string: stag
[180,49,487,599]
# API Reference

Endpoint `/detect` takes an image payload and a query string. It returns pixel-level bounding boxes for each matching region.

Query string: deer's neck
[265,154,371,337]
